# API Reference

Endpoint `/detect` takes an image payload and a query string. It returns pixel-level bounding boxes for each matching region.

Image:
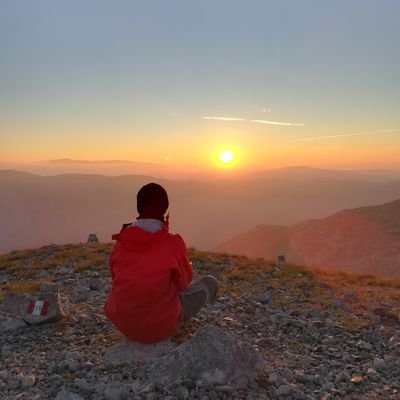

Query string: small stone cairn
[87,233,99,244]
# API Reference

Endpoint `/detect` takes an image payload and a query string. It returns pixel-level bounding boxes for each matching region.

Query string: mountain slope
[215,199,400,276]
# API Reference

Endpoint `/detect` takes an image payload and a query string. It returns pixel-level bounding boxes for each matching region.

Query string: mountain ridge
[215,199,400,277]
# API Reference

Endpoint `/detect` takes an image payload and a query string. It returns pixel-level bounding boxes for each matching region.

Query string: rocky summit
[1,243,400,400]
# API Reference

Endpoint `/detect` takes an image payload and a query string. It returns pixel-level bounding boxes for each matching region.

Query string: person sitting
[104,182,218,343]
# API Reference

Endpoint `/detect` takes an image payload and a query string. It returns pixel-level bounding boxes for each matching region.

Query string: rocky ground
[1,243,400,400]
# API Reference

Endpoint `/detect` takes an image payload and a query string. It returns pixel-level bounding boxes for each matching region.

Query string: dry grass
[2,243,400,332]
[0,243,112,278]
[312,268,400,315]
[0,279,46,302]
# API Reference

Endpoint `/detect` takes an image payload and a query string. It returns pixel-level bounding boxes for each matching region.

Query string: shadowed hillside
[215,199,400,277]
[2,170,400,254]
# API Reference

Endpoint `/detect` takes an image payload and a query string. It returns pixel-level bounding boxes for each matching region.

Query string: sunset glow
[219,150,235,164]
[0,2,399,174]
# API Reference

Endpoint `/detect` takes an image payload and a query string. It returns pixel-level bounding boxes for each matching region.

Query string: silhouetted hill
[215,199,400,276]
[249,166,400,182]
[2,170,400,254]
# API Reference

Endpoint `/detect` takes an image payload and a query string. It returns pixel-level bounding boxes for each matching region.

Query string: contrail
[202,116,304,126]
[202,116,246,122]
[250,119,304,127]
[291,129,400,142]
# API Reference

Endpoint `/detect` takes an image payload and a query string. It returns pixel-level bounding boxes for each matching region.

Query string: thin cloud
[291,128,400,142]
[202,116,246,122]
[202,116,304,126]
[250,119,304,127]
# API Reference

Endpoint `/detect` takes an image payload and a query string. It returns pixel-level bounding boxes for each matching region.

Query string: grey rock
[389,333,400,349]
[89,278,103,291]
[2,292,30,315]
[306,309,322,319]
[74,378,94,394]
[3,291,70,324]
[251,292,271,304]
[54,388,85,400]
[208,391,218,400]
[131,379,144,395]
[70,287,89,302]
[149,324,264,389]
[294,372,314,384]
[94,381,106,393]
[356,340,373,350]
[40,282,60,293]
[334,371,351,384]
[103,337,173,366]
[56,266,75,275]
[174,386,189,399]
[276,384,292,397]
[0,370,8,381]
[104,381,131,400]
[57,359,80,372]
[1,318,27,331]
[63,351,82,361]
[373,357,386,371]
[268,371,280,385]
[21,373,36,388]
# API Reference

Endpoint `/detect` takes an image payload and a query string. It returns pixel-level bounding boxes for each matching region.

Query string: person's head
[136,183,169,222]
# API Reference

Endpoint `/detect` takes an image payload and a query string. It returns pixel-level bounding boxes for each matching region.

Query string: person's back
[105,220,192,343]
[104,182,218,344]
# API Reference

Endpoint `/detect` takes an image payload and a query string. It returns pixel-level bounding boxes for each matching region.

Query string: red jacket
[104,223,192,343]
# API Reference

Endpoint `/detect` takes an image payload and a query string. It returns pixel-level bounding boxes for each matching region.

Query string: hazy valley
[2,168,400,260]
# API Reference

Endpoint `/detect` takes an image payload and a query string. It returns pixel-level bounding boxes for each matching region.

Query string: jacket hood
[112,224,169,249]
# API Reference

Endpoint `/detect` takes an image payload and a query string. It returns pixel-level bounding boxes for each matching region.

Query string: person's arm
[109,245,117,281]
[173,235,193,291]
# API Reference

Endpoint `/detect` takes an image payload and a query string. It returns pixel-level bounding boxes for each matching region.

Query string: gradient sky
[1,1,400,172]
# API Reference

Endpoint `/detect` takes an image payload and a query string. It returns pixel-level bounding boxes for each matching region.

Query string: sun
[219,149,235,164]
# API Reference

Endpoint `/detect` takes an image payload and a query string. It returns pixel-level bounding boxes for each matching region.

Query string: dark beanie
[136,183,169,221]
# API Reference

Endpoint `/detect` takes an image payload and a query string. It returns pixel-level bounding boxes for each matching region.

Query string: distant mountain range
[215,199,400,276]
[1,161,400,182]
[249,166,400,182]
[1,168,400,256]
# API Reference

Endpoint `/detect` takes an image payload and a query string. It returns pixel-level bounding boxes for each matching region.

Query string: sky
[1,0,400,174]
